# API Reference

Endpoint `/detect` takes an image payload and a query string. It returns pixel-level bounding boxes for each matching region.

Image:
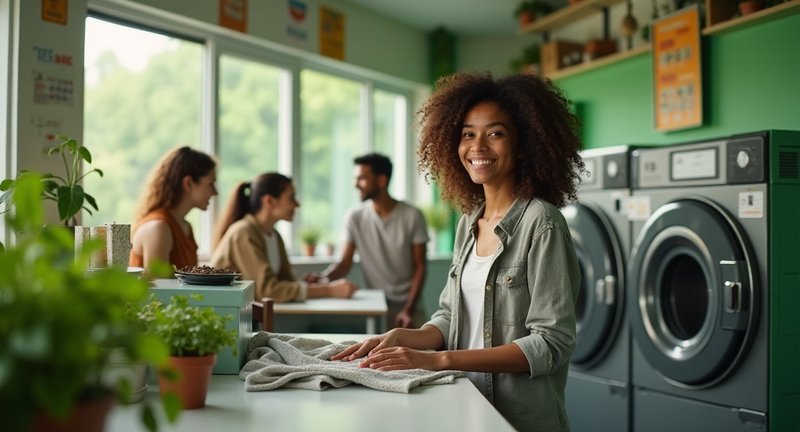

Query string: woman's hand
[330,329,404,361]
[359,346,446,371]
[327,278,357,298]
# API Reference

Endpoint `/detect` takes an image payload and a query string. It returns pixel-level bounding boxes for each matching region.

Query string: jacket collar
[467,197,532,239]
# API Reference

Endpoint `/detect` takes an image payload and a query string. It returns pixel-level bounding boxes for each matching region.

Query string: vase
[102,348,149,404]
[32,394,114,432]
[159,355,216,409]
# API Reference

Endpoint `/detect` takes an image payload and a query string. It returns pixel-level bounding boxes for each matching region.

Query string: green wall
[557,13,800,148]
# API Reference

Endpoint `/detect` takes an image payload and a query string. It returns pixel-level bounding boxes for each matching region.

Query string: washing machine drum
[628,197,760,387]
[564,203,625,367]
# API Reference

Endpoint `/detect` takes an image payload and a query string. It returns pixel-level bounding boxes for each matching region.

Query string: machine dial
[607,160,619,178]
[736,150,750,169]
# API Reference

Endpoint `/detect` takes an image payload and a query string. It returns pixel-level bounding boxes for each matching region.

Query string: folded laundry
[240,332,463,393]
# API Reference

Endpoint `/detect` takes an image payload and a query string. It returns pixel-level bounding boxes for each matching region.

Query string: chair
[251,297,274,332]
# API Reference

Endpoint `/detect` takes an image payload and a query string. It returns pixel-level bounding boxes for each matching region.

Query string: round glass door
[563,203,625,367]
[629,198,759,387]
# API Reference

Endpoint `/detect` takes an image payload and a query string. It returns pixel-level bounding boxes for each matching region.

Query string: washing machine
[563,146,632,432]
[627,130,800,431]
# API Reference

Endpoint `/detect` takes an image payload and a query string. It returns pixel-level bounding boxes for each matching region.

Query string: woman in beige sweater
[210,172,356,302]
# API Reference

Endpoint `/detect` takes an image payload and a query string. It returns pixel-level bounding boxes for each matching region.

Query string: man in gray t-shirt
[305,153,429,328]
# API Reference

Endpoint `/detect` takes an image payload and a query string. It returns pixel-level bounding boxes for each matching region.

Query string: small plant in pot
[0,135,103,226]
[0,172,174,432]
[299,226,322,256]
[143,295,236,409]
[514,0,554,27]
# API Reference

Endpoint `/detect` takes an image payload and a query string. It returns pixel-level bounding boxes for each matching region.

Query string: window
[82,7,424,256]
[373,89,408,199]
[83,17,204,245]
[299,69,363,249]
[217,54,286,219]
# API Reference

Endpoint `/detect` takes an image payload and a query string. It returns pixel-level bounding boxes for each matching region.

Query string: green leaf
[84,193,99,211]
[12,173,44,229]
[78,146,92,163]
[162,393,182,422]
[0,178,14,191]
[56,185,84,222]
[141,404,158,432]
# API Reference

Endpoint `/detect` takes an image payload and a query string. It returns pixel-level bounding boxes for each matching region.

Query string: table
[274,289,387,334]
[106,334,515,432]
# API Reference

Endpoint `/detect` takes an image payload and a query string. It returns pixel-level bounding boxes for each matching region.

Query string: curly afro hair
[417,72,584,213]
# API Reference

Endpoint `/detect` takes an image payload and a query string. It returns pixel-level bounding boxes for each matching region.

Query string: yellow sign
[319,6,345,60]
[42,0,68,25]
[653,5,702,132]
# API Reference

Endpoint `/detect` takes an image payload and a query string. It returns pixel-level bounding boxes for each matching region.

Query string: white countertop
[274,289,387,316]
[107,334,514,432]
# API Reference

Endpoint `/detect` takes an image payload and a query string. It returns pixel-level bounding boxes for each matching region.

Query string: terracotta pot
[739,0,764,15]
[518,11,535,27]
[32,394,114,432]
[304,243,316,256]
[159,355,216,409]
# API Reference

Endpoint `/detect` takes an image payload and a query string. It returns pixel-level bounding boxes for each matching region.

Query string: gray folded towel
[240,332,463,393]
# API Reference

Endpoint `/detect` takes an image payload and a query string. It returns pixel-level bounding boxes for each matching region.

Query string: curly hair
[135,146,216,223]
[417,72,584,212]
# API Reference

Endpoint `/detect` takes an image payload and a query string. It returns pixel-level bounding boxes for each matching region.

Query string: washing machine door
[563,203,625,367]
[628,197,759,387]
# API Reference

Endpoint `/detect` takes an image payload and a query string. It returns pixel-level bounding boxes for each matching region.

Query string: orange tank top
[129,209,198,269]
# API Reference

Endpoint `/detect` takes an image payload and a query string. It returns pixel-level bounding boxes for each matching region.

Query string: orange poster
[653,5,702,132]
[42,0,68,25]
[319,6,345,60]
[219,0,247,33]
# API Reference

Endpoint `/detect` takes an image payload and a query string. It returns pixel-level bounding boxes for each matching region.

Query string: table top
[274,288,387,316]
[106,334,515,432]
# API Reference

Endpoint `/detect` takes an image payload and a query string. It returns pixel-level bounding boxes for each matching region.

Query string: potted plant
[0,135,103,226]
[514,0,554,27]
[299,226,322,256]
[738,0,764,15]
[143,295,236,409]
[422,202,454,252]
[0,172,175,432]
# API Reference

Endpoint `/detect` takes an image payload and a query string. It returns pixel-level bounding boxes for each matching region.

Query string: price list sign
[653,5,702,132]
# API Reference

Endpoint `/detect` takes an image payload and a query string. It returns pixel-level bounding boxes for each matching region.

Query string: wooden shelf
[548,44,651,80]
[519,0,627,34]
[703,0,800,35]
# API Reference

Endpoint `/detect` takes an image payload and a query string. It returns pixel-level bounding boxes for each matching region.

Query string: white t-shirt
[263,232,282,274]
[344,201,429,302]
[458,242,494,397]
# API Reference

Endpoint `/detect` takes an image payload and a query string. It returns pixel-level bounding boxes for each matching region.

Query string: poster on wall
[219,0,247,33]
[286,0,310,47]
[652,5,702,132]
[319,6,344,60]
[42,0,68,25]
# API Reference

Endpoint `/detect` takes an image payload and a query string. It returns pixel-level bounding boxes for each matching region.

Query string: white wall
[9,0,87,228]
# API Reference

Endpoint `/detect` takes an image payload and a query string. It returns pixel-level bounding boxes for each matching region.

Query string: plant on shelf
[143,295,236,409]
[0,135,103,226]
[738,0,764,15]
[514,0,555,27]
[299,226,322,256]
[0,172,174,432]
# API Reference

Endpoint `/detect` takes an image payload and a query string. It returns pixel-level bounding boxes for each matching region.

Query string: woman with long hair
[331,72,584,431]
[130,146,217,272]
[211,172,357,302]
